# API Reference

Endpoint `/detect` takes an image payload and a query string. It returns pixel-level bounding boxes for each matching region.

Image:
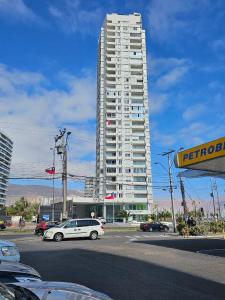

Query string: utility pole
[51,144,56,222]
[55,129,71,221]
[62,140,68,220]
[179,177,188,222]
[161,150,176,233]
[210,178,216,220]
[213,179,221,219]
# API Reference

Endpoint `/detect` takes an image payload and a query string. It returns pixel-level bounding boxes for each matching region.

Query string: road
[2,231,225,300]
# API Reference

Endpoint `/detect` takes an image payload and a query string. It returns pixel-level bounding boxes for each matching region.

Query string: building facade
[96,13,152,222]
[0,132,13,206]
[84,177,96,198]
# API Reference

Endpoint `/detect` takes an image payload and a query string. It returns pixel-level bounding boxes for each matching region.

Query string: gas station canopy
[175,136,225,179]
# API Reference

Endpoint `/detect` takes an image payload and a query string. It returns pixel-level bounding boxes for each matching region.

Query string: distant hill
[6,183,83,206]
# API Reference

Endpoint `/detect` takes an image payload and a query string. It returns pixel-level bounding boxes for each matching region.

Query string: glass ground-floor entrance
[104,203,149,223]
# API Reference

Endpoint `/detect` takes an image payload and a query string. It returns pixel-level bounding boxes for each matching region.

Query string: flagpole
[113,201,115,223]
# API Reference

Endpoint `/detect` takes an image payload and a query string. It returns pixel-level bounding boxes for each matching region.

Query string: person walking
[18,217,22,231]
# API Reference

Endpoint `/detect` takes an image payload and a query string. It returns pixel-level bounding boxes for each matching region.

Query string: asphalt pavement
[2,231,225,300]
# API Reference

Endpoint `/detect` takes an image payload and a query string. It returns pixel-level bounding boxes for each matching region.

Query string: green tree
[117,210,130,222]
[158,209,172,221]
[6,197,38,221]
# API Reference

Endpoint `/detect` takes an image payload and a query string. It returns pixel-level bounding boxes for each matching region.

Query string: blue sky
[0,0,224,206]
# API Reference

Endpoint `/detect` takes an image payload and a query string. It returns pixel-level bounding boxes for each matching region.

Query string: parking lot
[2,232,225,299]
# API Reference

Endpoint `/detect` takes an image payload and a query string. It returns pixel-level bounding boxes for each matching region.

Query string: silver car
[0,260,41,283]
[4,281,113,299]
[0,240,20,262]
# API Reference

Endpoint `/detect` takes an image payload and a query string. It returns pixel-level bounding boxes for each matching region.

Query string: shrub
[189,225,204,236]
[177,221,186,235]
[209,221,225,233]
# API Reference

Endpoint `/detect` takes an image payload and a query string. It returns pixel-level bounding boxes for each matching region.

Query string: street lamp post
[55,129,71,221]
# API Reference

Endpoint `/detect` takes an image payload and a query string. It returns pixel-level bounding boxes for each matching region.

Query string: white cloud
[155,65,189,89]
[182,103,206,121]
[148,0,210,42]
[0,63,96,177]
[212,39,225,52]
[150,93,169,114]
[0,0,39,23]
[150,57,190,89]
[152,129,176,147]
[48,0,104,35]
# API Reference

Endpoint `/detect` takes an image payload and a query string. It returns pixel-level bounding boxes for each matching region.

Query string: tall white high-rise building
[96,13,152,222]
[0,131,13,206]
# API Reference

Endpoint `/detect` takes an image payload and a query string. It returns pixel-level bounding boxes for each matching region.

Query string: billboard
[176,136,225,168]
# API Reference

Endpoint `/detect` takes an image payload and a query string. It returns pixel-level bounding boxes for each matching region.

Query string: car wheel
[54,232,63,242]
[165,227,169,231]
[90,231,98,240]
[149,227,153,232]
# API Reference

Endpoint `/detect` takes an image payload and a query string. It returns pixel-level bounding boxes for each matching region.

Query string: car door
[63,221,82,238]
[76,220,90,237]
[152,223,159,231]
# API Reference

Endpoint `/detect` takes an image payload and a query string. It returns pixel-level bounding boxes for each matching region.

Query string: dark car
[0,260,41,283]
[0,222,6,230]
[140,222,169,232]
[34,221,59,236]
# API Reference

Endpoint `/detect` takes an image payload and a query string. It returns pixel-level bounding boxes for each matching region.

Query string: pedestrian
[18,217,22,231]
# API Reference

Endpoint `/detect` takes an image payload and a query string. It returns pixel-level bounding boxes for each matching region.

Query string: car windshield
[57,220,70,228]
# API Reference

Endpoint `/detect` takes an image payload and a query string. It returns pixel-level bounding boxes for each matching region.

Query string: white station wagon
[43,218,104,242]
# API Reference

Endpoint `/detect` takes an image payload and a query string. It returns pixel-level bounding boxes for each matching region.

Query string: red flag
[45,167,55,174]
[106,120,111,126]
[105,192,116,200]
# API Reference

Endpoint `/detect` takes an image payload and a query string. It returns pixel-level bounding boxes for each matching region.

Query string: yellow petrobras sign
[176,136,225,168]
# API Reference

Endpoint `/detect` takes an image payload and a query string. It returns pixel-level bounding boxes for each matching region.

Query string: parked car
[34,221,59,236]
[43,218,104,242]
[140,222,169,232]
[0,240,20,262]
[0,219,6,230]
[98,217,106,224]
[129,220,142,226]
[0,260,41,283]
[2,281,112,299]
[161,221,173,227]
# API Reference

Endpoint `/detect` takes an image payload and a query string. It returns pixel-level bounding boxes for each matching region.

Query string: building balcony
[130,58,143,65]
[106,109,116,114]
[107,37,115,43]
[106,123,116,128]
[106,31,115,37]
[132,154,146,159]
[106,138,116,143]
[107,44,116,50]
[105,145,117,150]
[132,148,146,153]
[106,25,116,31]
[130,44,142,50]
[106,131,116,136]
[132,140,145,145]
